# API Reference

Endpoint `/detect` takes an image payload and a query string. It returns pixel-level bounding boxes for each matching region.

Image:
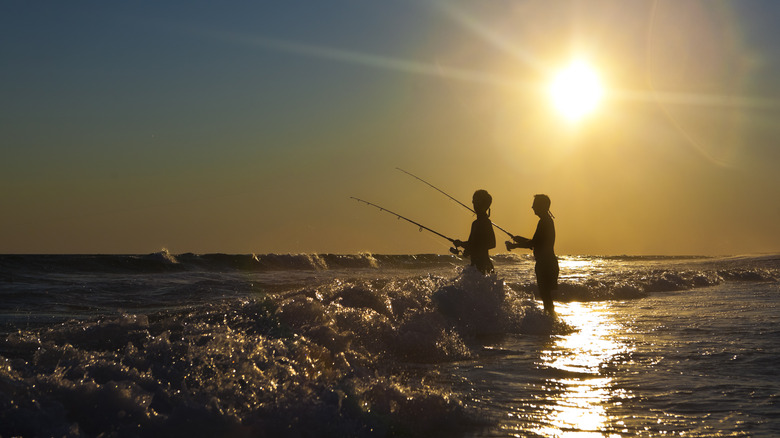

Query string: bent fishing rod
[395,167,522,240]
[350,197,462,255]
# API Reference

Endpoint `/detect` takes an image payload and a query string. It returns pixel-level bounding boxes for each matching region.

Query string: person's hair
[534,194,551,211]
[473,189,492,213]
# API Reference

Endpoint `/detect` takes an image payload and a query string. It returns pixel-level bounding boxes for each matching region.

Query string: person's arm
[505,236,531,251]
[454,221,477,250]
[457,218,493,254]
[505,222,538,251]
[453,238,471,258]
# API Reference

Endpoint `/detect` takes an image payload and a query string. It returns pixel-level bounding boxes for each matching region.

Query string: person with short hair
[506,194,559,314]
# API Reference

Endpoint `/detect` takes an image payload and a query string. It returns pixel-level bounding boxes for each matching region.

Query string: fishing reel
[449,247,462,256]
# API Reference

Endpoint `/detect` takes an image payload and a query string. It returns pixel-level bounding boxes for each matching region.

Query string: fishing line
[395,167,524,240]
[350,197,461,255]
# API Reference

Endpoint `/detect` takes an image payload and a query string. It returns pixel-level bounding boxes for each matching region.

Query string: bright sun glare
[550,60,603,122]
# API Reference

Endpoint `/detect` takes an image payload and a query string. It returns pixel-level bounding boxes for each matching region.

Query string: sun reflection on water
[557,257,608,281]
[533,302,630,437]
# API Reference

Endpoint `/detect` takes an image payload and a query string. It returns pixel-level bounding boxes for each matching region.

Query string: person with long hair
[454,190,496,274]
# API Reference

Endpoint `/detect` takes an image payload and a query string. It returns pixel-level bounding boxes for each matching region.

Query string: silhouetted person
[506,194,558,314]
[454,190,496,274]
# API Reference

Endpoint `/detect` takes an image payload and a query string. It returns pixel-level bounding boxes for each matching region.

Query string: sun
[549,60,603,122]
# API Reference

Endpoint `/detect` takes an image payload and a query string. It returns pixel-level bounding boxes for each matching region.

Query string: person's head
[472,189,492,215]
[532,194,551,217]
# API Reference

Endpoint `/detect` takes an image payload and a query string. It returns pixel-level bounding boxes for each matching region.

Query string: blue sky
[2,1,780,255]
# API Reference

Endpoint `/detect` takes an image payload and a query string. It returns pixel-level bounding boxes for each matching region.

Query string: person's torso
[532,216,555,260]
[469,215,496,253]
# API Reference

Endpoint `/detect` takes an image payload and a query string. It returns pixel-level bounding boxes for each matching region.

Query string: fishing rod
[350,197,462,255]
[395,167,522,240]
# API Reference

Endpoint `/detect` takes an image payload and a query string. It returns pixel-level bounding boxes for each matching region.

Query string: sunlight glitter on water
[532,302,631,437]
[557,257,605,281]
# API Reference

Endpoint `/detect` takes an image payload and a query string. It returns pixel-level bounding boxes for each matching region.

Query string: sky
[2,0,780,256]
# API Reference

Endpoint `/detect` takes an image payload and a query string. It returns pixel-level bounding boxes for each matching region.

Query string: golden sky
[2,1,779,255]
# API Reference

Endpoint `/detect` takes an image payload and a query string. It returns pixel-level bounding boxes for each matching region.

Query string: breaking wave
[1,253,778,436]
[0,267,556,437]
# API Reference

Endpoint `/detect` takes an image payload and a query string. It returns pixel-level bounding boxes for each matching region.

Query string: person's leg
[539,287,554,315]
[474,256,494,275]
[535,264,554,314]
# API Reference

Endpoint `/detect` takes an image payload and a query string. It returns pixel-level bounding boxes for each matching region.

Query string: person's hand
[513,236,531,248]
[454,240,464,247]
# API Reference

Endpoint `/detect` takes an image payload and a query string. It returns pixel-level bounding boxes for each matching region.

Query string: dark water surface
[1,253,777,437]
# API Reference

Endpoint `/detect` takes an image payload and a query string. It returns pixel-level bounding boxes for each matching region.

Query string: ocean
[0,252,778,437]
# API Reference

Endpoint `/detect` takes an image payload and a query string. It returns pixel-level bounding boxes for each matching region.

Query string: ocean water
[0,252,778,437]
